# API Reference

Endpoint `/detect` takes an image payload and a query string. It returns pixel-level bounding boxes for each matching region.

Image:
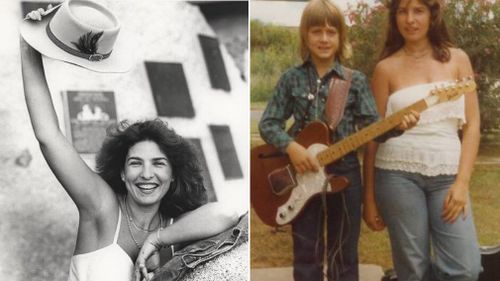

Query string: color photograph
[250,0,500,281]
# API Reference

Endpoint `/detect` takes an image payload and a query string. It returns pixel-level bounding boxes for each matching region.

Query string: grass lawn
[251,103,500,269]
[251,165,500,269]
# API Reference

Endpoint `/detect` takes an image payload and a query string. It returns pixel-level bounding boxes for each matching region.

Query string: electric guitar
[251,78,476,227]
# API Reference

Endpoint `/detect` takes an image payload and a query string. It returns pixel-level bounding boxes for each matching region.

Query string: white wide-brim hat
[20,0,132,73]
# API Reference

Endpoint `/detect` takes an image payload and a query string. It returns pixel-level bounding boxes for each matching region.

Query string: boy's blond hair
[299,0,351,62]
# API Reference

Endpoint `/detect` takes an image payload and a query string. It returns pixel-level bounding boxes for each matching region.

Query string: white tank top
[375,81,466,176]
[67,208,134,281]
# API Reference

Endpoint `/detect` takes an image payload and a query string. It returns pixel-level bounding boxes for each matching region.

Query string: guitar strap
[295,66,353,134]
[324,67,353,131]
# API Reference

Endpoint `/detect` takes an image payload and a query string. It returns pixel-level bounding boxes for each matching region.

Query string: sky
[251,0,377,27]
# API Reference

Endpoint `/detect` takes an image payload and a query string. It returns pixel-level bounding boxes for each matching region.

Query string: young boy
[258,0,417,280]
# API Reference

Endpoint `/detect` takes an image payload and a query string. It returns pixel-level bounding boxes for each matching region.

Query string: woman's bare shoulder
[449,47,473,76]
[449,47,471,63]
[374,55,399,77]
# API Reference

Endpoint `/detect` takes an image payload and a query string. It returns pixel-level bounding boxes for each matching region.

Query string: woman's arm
[362,62,390,231]
[20,37,114,216]
[164,202,237,244]
[134,202,238,280]
[441,49,480,223]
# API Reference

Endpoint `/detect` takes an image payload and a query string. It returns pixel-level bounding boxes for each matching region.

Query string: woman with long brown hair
[363,0,481,280]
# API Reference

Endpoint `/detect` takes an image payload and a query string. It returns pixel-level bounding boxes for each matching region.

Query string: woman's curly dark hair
[95,119,207,218]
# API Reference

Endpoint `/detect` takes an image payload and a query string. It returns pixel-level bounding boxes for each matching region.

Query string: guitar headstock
[430,77,476,103]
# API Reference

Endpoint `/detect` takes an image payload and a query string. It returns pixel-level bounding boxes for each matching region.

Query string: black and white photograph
[1,1,249,280]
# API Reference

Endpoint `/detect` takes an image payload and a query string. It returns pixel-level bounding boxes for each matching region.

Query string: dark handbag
[478,244,500,281]
[380,268,397,281]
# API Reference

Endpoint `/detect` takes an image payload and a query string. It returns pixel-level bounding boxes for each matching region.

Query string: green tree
[444,0,500,133]
[251,20,301,102]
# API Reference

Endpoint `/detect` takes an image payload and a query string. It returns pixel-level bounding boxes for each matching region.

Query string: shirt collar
[302,58,346,80]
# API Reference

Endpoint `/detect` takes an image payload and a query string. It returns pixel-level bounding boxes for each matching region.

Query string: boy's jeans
[292,167,362,281]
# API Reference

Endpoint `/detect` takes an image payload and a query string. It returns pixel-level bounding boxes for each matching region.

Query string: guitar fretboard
[316,99,428,166]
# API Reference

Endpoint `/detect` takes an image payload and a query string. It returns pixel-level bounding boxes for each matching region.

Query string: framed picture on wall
[61,90,117,154]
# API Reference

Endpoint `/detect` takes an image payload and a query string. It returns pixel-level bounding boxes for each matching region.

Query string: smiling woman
[19,2,238,280]
[123,141,174,204]
[21,34,238,279]
[96,120,208,219]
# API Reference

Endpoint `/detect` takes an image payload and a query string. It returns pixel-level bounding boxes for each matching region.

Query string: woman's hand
[442,180,469,223]
[286,141,319,174]
[363,198,385,231]
[396,110,420,131]
[134,232,163,281]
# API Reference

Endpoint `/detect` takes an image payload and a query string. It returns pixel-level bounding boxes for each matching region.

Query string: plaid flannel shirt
[259,60,387,169]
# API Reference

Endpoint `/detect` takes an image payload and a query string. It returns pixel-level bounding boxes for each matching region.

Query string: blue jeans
[375,168,481,281]
[292,165,362,281]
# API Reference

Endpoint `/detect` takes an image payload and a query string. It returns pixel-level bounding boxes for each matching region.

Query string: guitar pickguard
[268,165,297,195]
[275,143,331,225]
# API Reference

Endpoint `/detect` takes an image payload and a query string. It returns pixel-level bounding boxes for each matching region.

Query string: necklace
[403,47,431,60]
[125,195,162,233]
[123,196,163,250]
[125,210,143,250]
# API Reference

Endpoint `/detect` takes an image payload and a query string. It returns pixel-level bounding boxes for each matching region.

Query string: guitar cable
[327,191,351,281]
[310,177,351,281]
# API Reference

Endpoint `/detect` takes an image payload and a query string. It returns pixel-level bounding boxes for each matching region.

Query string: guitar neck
[316,99,428,166]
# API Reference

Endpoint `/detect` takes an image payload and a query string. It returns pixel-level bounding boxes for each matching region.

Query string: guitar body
[251,80,476,227]
[251,122,350,227]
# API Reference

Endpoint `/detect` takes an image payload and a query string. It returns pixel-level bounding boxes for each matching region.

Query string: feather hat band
[20,0,132,72]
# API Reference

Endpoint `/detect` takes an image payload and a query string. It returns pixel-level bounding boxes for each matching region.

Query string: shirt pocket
[290,88,310,121]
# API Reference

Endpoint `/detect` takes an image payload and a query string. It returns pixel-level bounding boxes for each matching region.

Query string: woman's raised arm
[20,37,114,216]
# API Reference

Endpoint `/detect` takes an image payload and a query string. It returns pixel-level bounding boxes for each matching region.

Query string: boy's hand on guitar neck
[286,141,320,174]
[283,110,419,175]
[396,110,420,131]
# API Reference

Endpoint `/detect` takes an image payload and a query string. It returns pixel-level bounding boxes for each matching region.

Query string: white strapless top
[375,81,466,176]
[67,209,134,281]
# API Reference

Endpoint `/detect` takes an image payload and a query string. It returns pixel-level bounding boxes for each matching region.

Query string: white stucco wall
[0,1,248,280]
